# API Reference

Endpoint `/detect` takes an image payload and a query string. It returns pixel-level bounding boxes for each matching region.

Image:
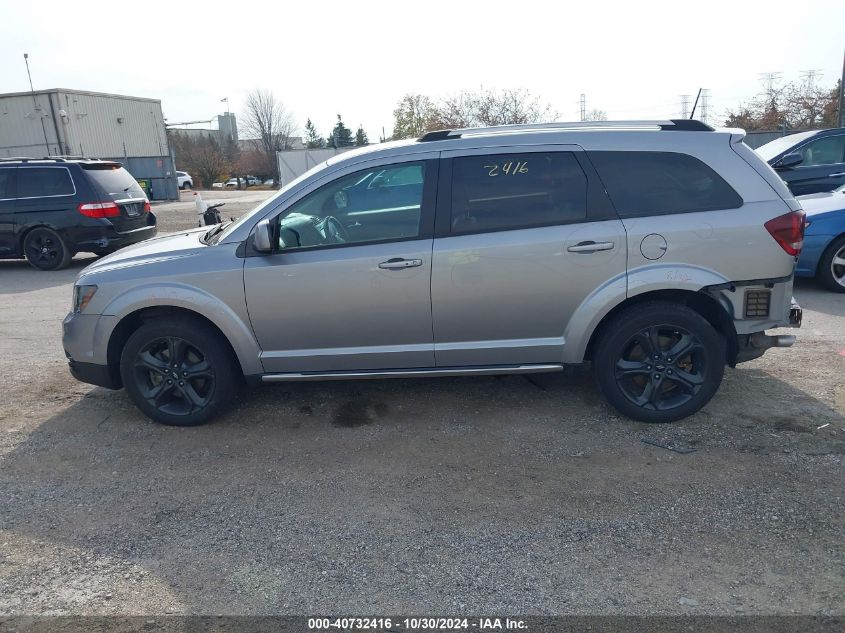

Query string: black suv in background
[0,158,157,270]
[756,128,845,195]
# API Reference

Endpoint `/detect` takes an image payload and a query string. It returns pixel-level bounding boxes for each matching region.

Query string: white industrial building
[0,88,178,199]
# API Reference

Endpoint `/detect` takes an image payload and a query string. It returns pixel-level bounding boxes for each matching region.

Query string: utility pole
[759,72,782,96]
[579,94,586,122]
[680,94,691,118]
[839,48,844,128]
[800,69,821,91]
[23,53,51,155]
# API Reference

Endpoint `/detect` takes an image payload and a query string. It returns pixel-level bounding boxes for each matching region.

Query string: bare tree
[724,77,840,130]
[431,88,556,129]
[169,133,229,189]
[241,89,296,186]
[585,109,608,121]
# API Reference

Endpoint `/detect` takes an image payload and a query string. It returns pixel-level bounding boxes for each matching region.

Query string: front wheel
[593,302,726,423]
[817,235,845,293]
[120,317,237,426]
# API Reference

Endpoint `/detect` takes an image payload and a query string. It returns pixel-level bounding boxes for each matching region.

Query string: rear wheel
[593,302,725,423]
[817,235,845,293]
[120,318,237,426]
[23,227,72,271]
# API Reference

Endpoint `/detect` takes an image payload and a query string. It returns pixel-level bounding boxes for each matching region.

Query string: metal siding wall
[55,91,169,158]
[0,93,63,156]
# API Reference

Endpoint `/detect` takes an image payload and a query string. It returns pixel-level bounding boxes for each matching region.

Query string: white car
[175,171,193,190]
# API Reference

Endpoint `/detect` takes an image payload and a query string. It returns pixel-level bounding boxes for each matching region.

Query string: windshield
[755,131,817,162]
[215,161,331,242]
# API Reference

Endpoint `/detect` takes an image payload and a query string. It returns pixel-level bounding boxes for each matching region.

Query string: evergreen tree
[304,118,325,149]
[355,126,368,146]
[329,114,354,147]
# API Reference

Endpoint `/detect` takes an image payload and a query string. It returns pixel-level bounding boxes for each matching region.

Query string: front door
[782,134,845,195]
[244,158,439,373]
[431,147,627,367]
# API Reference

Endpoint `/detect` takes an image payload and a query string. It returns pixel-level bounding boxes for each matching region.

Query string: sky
[0,0,843,140]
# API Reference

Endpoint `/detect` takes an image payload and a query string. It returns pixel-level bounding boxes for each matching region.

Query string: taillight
[764,210,805,257]
[78,202,120,218]
[143,200,151,213]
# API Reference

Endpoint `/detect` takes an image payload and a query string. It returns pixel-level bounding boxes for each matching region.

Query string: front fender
[100,282,263,376]
[561,264,730,364]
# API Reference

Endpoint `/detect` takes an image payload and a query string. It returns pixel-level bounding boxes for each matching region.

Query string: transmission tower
[800,69,822,90]
[699,89,710,124]
[579,94,586,121]
[759,72,782,96]
[680,95,691,118]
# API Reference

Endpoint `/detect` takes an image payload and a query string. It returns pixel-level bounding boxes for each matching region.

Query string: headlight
[73,285,98,313]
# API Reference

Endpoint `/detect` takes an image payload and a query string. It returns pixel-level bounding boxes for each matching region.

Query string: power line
[759,72,782,96]
[579,94,586,121]
[680,94,691,118]
[800,69,822,91]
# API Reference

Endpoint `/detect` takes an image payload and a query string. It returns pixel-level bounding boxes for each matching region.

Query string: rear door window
[82,164,145,200]
[450,152,587,234]
[17,167,75,198]
[0,168,13,198]
[588,151,742,217]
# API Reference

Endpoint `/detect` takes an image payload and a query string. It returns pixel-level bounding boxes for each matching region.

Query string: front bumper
[68,359,120,389]
[62,311,120,389]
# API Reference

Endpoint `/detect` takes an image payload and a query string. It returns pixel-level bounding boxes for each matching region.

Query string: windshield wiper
[204,221,232,245]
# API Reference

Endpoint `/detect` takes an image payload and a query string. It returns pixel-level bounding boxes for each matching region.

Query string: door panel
[431,146,626,367]
[244,241,435,372]
[431,220,626,366]
[243,157,439,374]
[0,167,17,256]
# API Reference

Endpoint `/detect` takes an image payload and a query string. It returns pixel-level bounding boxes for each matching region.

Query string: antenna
[23,53,51,155]
[689,88,702,119]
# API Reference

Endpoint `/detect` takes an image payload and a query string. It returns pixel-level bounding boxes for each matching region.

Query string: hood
[797,189,845,217]
[79,227,209,277]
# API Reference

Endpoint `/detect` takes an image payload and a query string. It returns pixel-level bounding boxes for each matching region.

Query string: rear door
[0,167,17,256]
[782,134,845,195]
[430,145,627,367]
[14,166,78,240]
[82,163,151,233]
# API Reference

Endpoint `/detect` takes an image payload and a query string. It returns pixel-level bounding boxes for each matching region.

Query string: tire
[120,317,237,426]
[817,234,845,293]
[593,301,726,423]
[23,227,72,271]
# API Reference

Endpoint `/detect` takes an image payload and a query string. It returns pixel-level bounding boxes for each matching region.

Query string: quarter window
[799,136,845,166]
[17,168,75,198]
[450,152,587,234]
[589,151,742,217]
[275,162,427,250]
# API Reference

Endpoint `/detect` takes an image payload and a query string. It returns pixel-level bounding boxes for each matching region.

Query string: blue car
[796,184,845,292]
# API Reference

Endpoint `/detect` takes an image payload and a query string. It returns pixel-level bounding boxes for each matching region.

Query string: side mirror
[253,219,273,253]
[775,152,803,170]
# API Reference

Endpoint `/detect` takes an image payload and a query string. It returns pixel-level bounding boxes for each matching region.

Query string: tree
[392,93,438,139]
[328,114,354,148]
[429,87,556,129]
[304,118,324,149]
[724,77,841,130]
[241,89,296,185]
[585,109,608,121]
[169,132,229,189]
[355,126,368,146]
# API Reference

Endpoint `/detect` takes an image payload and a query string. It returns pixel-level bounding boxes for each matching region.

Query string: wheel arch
[816,231,845,274]
[105,305,250,389]
[582,289,738,366]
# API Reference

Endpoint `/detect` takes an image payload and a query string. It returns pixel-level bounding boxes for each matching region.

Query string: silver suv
[63,120,805,426]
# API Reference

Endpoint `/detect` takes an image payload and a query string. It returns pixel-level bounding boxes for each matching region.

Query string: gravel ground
[0,195,843,615]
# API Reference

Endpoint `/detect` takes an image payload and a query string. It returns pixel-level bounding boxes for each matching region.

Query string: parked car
[756,128,845,195]
[224,176,261,188]
[63,120,803,426]
[0,158,157,270]
[795,184,845,292]
[211,182,224,189]
[175,171,193,190]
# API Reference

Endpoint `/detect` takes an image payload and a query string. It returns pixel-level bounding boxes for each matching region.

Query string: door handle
[828,172,845,178]
[567,241,615,253]
[378,258,423,269]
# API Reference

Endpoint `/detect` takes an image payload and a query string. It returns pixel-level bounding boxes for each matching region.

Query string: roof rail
[0,156,94,163]
[418,119,713,142]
